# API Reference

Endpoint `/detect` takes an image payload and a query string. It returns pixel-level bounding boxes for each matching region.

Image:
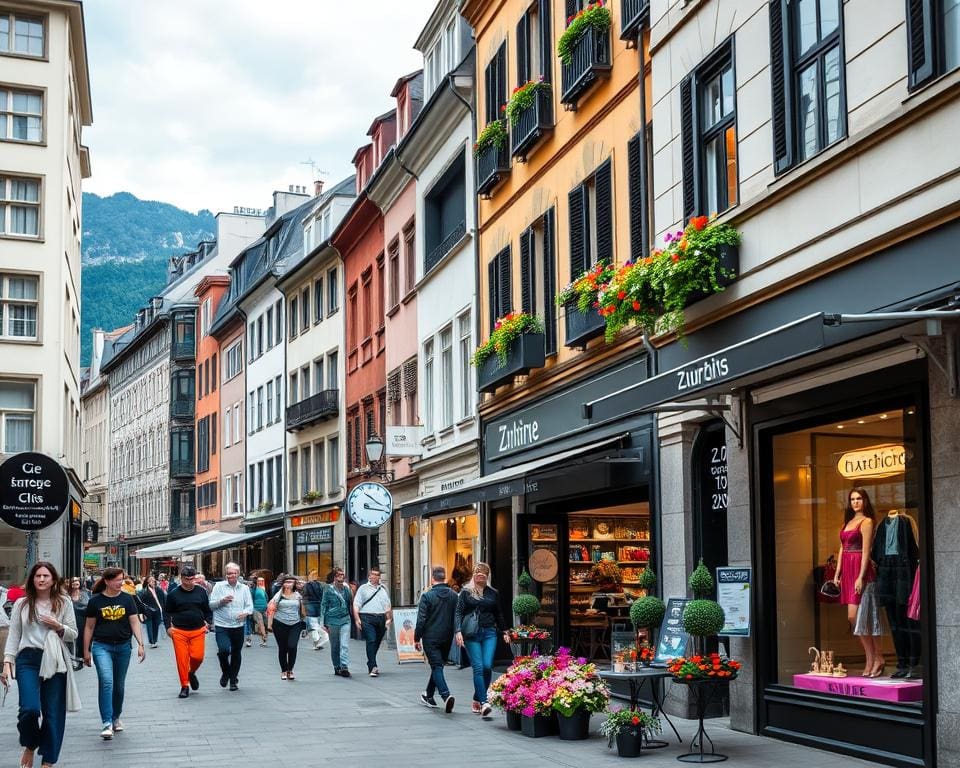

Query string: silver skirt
[854,582,883,636]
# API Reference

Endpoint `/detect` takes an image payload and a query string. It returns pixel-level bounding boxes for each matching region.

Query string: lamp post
[364,433,395,482]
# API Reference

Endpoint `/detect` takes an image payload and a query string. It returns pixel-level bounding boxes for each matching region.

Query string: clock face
[346,482,393,528]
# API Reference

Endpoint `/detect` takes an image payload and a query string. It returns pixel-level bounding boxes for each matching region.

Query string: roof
[390,69,423,97]
[366,108,396,137]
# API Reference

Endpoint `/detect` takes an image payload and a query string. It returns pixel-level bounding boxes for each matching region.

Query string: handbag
[815,556,840,603]
[819,581,840,599]
[460,609,480,639]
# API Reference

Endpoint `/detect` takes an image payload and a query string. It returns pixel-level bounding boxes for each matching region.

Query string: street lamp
[364,433,394,482]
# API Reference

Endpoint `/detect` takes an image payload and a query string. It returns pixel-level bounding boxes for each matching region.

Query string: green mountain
[80,192,217,365]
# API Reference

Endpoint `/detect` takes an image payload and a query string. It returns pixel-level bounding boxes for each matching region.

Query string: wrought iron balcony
[560,24,612,109]
[170,398,194,420]
[476,132,510,198]
[511,85,554,161]
[170,513,196,536]
[477,333,545,394]
[285,388,339,431]
[170,459,194,478]
[172,338,196,361]
[620,0,650,44]
[425,220,467,274]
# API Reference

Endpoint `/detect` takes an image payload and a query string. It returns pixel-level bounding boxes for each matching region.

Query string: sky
[82,0,438,214]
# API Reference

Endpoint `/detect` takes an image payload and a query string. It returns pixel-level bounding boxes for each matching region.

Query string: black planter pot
[683,244,739,307]
[564,301,606,347]
[616,727,644,757]
[505,710,522,731]
[477,332,545,393]
[556,709,591,740]
[521,712,557,738]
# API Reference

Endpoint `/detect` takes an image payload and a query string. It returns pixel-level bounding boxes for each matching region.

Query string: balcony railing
[425,220,467,274]
[170,398,194,420]
[511,85,554,161]
[476,132,510,198]
[170,459,194,478]
[285,388,339,431]
[560,24,612,109]
[620,0,650,44]
[172,338,196,361]
[170,513,196,536]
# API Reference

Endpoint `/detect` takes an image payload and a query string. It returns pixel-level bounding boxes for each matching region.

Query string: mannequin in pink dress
[832,488,882,677]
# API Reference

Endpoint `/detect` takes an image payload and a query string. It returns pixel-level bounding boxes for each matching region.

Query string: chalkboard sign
[654,597,690,664]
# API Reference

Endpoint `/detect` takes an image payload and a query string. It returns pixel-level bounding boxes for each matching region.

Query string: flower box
[477,332,545,393]
[564,302,606,347]
[476,131,510,198]
[510,83,553,161]
[521,712,557,738]
[560,23,612,109]
[505,710,522,731]
[619,0,650,44]
[683,243,739,307]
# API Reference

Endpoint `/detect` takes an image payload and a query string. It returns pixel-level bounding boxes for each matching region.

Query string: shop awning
[400,434,627,519]
[133,530,226,559]
[181,527,283,554]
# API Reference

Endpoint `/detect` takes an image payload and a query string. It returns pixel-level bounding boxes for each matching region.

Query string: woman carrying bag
[454,562,507,718]
[266,576,305,680]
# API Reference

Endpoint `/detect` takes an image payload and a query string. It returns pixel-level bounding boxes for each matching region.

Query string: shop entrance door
[519,514,566,647]
[347,525,379,586]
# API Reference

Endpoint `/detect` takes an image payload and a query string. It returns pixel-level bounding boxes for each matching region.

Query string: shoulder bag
[460,593,480,639]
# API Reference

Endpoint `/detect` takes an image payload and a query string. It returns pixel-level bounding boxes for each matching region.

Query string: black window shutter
[907,0,935,89]
[487,258,498,331]
[496,43,508,120]
[484,59,495,124]
[542,208,558,355]
[680,75,697,220]
[539,0,553,82]
[594,159,613,264]
[520,228,534,313]
[568,185,586,279]
[517,15,530,86]
[627,131,646,261]
[769,0,793,174]
[498,246,512,317]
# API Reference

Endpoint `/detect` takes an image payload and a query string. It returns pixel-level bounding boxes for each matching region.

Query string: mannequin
[871,508,921,678]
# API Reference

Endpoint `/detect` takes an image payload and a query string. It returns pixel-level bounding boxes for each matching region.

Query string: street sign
[0,452,69,531]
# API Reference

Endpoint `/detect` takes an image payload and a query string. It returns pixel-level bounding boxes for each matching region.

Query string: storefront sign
[837,444,910,480]
[392,606,425,664]
[716,567,751,637]
[290,509,340,527]
[83,552,101,569]
[654,598,691,664]
[528,548,558,582]
[82,520,99,543]
[0,452,69,531]
[385,426,423,457]
[294,527,333,545]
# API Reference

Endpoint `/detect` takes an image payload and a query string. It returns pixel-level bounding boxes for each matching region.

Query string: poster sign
[654,598,690,664]
[83,553,101,569]
[83,519,99,543]
[385,426,423,457]
[716,567,751,636]
[392,606,424,664]
[0,452,69,531]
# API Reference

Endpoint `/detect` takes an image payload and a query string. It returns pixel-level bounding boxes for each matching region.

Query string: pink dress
[839,520,874,606]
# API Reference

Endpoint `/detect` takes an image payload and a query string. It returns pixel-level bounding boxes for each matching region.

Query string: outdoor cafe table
[599,666,682,748]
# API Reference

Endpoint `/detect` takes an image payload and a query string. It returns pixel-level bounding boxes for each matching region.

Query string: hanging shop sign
[82,519,99,543]
[385,426,423,457]
[528,548,559,582]
[83,552,101,569]
[837,444,910,480]
[716,566,751,637]
[0,452,69,531]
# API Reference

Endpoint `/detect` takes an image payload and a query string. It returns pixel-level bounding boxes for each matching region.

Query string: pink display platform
[793,673,923,702]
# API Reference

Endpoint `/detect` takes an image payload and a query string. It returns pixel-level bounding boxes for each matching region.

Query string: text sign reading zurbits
[0,452,69,531]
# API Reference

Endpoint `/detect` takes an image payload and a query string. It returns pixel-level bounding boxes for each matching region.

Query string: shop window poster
[392,606,425,664]
[716,566,751,636]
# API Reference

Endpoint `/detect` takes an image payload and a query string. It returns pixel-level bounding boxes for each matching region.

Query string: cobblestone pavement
[0,631,885,767]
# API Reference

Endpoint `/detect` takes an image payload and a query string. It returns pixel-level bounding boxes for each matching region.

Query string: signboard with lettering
[82,519,99,543]
[837,444,910,480]
[0,452,69,531]
[716,567,751,637]
[654,598,691,664]
[385,426,423,457]
[294,527,333,545]
[290,509,340,527]
[83,552,101,569]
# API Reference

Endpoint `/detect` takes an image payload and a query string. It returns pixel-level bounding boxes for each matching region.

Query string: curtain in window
[5,413,33,452]
[0,380,33,408]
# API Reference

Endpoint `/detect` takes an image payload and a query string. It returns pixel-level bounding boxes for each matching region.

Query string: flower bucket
[505,710,522,731]
[557,708,591,740]
[616,727,644,757]
[521,712,558,738]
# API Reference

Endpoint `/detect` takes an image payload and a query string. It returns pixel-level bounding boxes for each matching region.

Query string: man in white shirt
[353,568,392,677]
[208,563,252,691]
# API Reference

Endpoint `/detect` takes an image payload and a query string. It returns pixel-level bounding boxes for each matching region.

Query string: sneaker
[340,669,351,678]
[369,667,379,677]
[219,673,228,688]
[481,702,492,718]
[112,719,124,732]
[178,687,189,699]
[244,639,252,648]
[443,695,455,714]
[188,672,199,691]
[229,681,239,691]
[471,701,481,715]
[420,692,438,708]
[100,724,113,740]
[150,643,158,649]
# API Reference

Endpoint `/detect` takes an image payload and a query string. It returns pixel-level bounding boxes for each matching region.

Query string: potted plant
[590,556,623,593]
[302,490,322,502]
[473,119,508,159]
[489,654,541,732]
[512,593,541,626]
[667,653,741,682]
[256,500,274,514]
[597,260,661,341]
[556,260,614,345]
[549,649,610,740]
[557,0,612,65]
[599,708,662,757]
[682,559,726,655]
[475,119,510,196]
[474,312,545,393]
[630,566,666,652]
[504,77,551,127]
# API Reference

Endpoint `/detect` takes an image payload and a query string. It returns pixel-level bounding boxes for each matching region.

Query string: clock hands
[363,502,389,513]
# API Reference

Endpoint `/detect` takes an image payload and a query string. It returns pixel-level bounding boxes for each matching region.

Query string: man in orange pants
[164,565,212,698]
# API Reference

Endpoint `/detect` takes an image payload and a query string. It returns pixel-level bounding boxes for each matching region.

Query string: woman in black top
[454,563,508,717]
[83,568,145,741]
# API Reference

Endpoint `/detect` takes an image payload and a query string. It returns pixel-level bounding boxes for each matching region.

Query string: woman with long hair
[1,561,78,768]
[138,575,166,649]
[266,575,305,680]
[66,577,89,670]
[454,562,508,718]
[83,568,145,740]
[248,576,269,648]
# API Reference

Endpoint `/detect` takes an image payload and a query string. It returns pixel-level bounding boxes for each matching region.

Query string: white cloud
[82,0,439,213]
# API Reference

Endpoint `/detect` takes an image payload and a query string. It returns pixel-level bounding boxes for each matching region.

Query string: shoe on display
[100,724,113,740]
[891,667,909,679]
[420,692,438,708]
[189,672,200,690]
[443,695,455,714]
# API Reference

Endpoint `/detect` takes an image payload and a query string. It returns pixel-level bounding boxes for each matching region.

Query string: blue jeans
[464,627,497,704]
[145,611,162,645]
[327,623,351,670]
[91,640,131,727]
[15,647,67,764]
[359,613,387,671]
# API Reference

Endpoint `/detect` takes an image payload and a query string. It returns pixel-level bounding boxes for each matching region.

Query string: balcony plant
[555,260,616,314]
[302,490,322,502]
[599,707,662,757]
[596,259,660,341]
[504,77,551,126]
[256,500,274,513]
[473,119,508,158]
[472,311,544,368]
[558,0,612,65]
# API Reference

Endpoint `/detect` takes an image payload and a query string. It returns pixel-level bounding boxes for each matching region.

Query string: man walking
[415,566,457,713]
[321,567,357,677]
[165,565,212,698]
[353,568,392,677]
[208,563,252,691]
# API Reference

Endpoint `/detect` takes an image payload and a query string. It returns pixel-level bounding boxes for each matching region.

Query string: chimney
[288,184,294,192]
[314,179,325,197]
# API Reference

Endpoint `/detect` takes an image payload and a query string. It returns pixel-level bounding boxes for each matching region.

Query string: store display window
[770,405,924,705]
[294,527,333,578]
[429,512,478,588]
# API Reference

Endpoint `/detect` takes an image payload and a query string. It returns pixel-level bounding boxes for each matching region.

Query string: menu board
[654,597,690,664]
[716,567,751,636]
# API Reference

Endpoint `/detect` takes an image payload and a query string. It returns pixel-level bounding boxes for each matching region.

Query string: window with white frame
[0,176,39,236]
[423,339,435,434]
[266,379,274,425]
[458,311,472,420]
[314,441,325,496]
[200,298,211,336]
[233,403,240,442]
[0,379,34,452]
[440,326,454,429]
[224,340,243,381]
[0,13,44,57]
[0,89,41,142]
[274,375,282,421]
[0,273,38,339]
[301,445,311,497]
[224,406,231,447]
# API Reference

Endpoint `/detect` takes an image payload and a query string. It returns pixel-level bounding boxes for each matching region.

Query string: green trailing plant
[512,593,541,623]
[555,260,616,314]
[557,0,612,65]
[473,119,508,159]
[302,490,322,501]
[504,78,550,126]
[599,708,661,749]
[472,311,544,368]
[518,569,534,592]
[630,595,666,632]
[596,259,660,341]
[688,558,714,598]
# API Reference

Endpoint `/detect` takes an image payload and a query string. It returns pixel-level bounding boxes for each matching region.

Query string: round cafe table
[599,666,682,748]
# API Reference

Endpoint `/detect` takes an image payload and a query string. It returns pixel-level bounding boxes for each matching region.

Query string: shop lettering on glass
[676,355,729,393]
[709,443,728,513]
[498,417,540,452]
[837,444,911,480]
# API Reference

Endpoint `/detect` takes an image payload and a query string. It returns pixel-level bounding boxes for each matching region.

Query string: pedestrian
[415,566,457,713]
[208,563,252,692]
[157,573,169,593]
[303,570,328,651]
[164,565,212,699]
[248,577,269,648]
[83,567,146,740]
[66,578,90,670]
[138,575,166,649]
[454,562,507,718]
[1,561,79,768]
[266,576,305,680]
[321,567,357,677]
[353,568,391,677]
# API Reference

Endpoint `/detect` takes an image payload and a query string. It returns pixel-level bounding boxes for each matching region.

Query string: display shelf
[567,537,651,543]
[568,560,648,565]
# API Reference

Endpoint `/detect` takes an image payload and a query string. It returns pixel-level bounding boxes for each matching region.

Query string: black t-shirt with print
[85,592,137,644]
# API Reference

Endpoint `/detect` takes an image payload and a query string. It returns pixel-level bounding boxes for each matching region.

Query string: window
[0,273,38,339]
[327,351,338,390]
[233,403,240,442]
[314,277,323,323]
[223,478,232,517]
[224,407,231,447]
[361,271,373,339]
[196,417,210,473]
[458,312,473,419]
[266,307,274,348]
[484,42,507,124]
[440,327,454,429]
[423,339,435,434]
[211,413,217,455]
[0,12,44,57]
[289,449,299,500]
[300,365,311,399]
[328,435,340,490]
[301,286,310,331]
[487,247,512,331]
[170,428,194,473]
[403,224,416,295]
[907,0,960,88]
[388,239,400,308]
[403,357,418,427]
[256,386,264,430]
[424,151,467,274]
[289,372,299,404]
[327,267,339,314]
[0,89,42,142]
[770,0,845,172]
[681,44,738,218]
[0,379,34,451]
[248,325,255,363]
[256,315,264,357]
[314,442,325,496]
[200,298,211,336]
[274,375,282,422]
[274,459,282,507]
[521,208,558,354]
[266,379,274,424]
[313,358,324,395]
[248,392,255,435]
[275,298,283,344]
[516,0,553,85]
[234,472,243,515]
[211,354,217,391]
[289,296,298,339]
[0,176,39,236]
[301,445,311,497]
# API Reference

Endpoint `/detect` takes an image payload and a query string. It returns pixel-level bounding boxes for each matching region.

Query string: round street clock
[346,481,393,528]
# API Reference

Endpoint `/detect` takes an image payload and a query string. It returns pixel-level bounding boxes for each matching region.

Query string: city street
[0,633,884,767]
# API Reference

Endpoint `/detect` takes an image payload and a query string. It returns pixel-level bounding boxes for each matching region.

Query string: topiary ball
[638,567,657,590]
[682,599,725,637]
[630,595,666,631]
[512,593,541,621]
[688,558,714,599]
[518,569,534,591]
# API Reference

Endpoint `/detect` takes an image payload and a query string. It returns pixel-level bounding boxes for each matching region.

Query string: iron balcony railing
[511,85,554,161]
[560,24,612,109]
[170,459,194,478]
[170,513,196,536]
[170,398,194,420]
[172,338,196,360]
[620,0,650,43]
[425,220,467,274]
[285,388,339,431]
[476,130,511,197]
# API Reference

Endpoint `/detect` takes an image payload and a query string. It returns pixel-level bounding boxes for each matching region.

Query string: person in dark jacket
[415,566,457,713]
[138,576,167,648]
[454,562,507,718]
